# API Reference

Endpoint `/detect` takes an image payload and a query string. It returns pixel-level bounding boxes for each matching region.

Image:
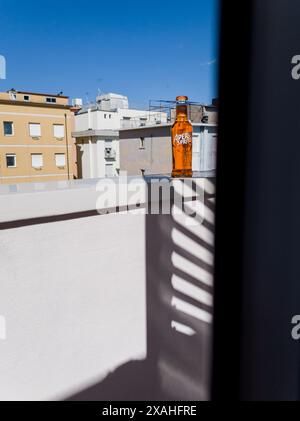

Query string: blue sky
[0,0,219,108]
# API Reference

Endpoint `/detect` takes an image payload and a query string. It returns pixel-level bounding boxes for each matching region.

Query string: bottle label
[174,133,192,145]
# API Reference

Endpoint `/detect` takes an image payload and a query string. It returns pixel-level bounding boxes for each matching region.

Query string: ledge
[72,129,119,138]
[0,172,215,226]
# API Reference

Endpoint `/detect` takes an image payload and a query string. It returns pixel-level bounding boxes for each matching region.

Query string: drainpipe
[88,108,92,130]
[89,136,94,178]
[64,113,71,180]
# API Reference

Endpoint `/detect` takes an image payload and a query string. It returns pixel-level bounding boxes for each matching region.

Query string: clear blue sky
[0,0,219,108]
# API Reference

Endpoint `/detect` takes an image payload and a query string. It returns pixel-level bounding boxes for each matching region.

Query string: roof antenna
[97,78,103,97]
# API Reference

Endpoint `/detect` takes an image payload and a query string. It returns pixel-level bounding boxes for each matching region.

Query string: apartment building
[0,89,77,184]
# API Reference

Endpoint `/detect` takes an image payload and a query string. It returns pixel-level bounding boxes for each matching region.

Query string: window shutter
[53,125,65,138]
[29,123,41,137]
[31,154,43,168]
[55,154,66,167]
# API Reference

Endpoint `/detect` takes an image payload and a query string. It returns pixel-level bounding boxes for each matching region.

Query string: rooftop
[0,90,72,108]
[9,90,69,99]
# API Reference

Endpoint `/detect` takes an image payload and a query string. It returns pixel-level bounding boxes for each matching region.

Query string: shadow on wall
[67,178,215,401]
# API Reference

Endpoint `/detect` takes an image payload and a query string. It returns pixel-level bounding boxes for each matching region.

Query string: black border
[212,0,254,400]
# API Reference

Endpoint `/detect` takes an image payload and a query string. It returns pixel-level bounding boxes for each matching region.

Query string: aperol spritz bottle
[171,96,193,177]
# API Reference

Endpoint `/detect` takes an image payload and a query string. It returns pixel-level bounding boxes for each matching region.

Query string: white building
[73,93,168,179]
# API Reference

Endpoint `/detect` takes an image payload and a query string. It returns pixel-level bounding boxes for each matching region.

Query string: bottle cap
[176,96,188,104]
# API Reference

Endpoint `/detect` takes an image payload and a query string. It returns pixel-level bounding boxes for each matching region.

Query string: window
[46,97,57,103]
[105,163,114,177]
[104,114,107,119]
[122,116,131,128]
[139,137,145,149]
[109,114,112,119]
[140,117,147,127]
[31,154,43,169]
[6,154,16,168]
[55,153,66,167]
[53,124,64,139]
[24,95,30,101]
[9,92,17,101]
[29,123,41,138]
[3,121,14,136]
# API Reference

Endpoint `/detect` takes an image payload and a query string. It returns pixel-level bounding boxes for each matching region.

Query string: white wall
[193,126,217,172]
[96,93,129,110]
[75,108,168,132]
[75,110,120,132]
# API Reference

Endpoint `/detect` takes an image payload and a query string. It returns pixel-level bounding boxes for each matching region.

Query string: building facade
[73,93,168,179]
[119,123,218,176]
[0,90,76,184]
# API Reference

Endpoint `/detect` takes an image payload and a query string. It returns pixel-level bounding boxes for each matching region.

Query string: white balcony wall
[0,177,214,401]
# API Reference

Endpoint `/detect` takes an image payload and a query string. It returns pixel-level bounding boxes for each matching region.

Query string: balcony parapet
[0,172,215,228]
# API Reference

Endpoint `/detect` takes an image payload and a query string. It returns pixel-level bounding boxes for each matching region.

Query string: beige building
[119,123,218,176]
[0,89,77,184]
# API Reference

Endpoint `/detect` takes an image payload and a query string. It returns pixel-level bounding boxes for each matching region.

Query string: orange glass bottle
[171,96,193,177]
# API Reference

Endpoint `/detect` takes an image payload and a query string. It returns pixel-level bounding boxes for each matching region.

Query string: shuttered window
[31,154,43,168]
[29,123,41,137]
[53,124,64,139]
[55,153,66,167]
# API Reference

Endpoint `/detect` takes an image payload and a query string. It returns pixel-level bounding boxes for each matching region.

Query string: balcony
[0,174,215,401]
[120,115,167,129]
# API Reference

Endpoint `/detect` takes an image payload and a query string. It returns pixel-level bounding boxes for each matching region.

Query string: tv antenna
[97,78,104,96]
